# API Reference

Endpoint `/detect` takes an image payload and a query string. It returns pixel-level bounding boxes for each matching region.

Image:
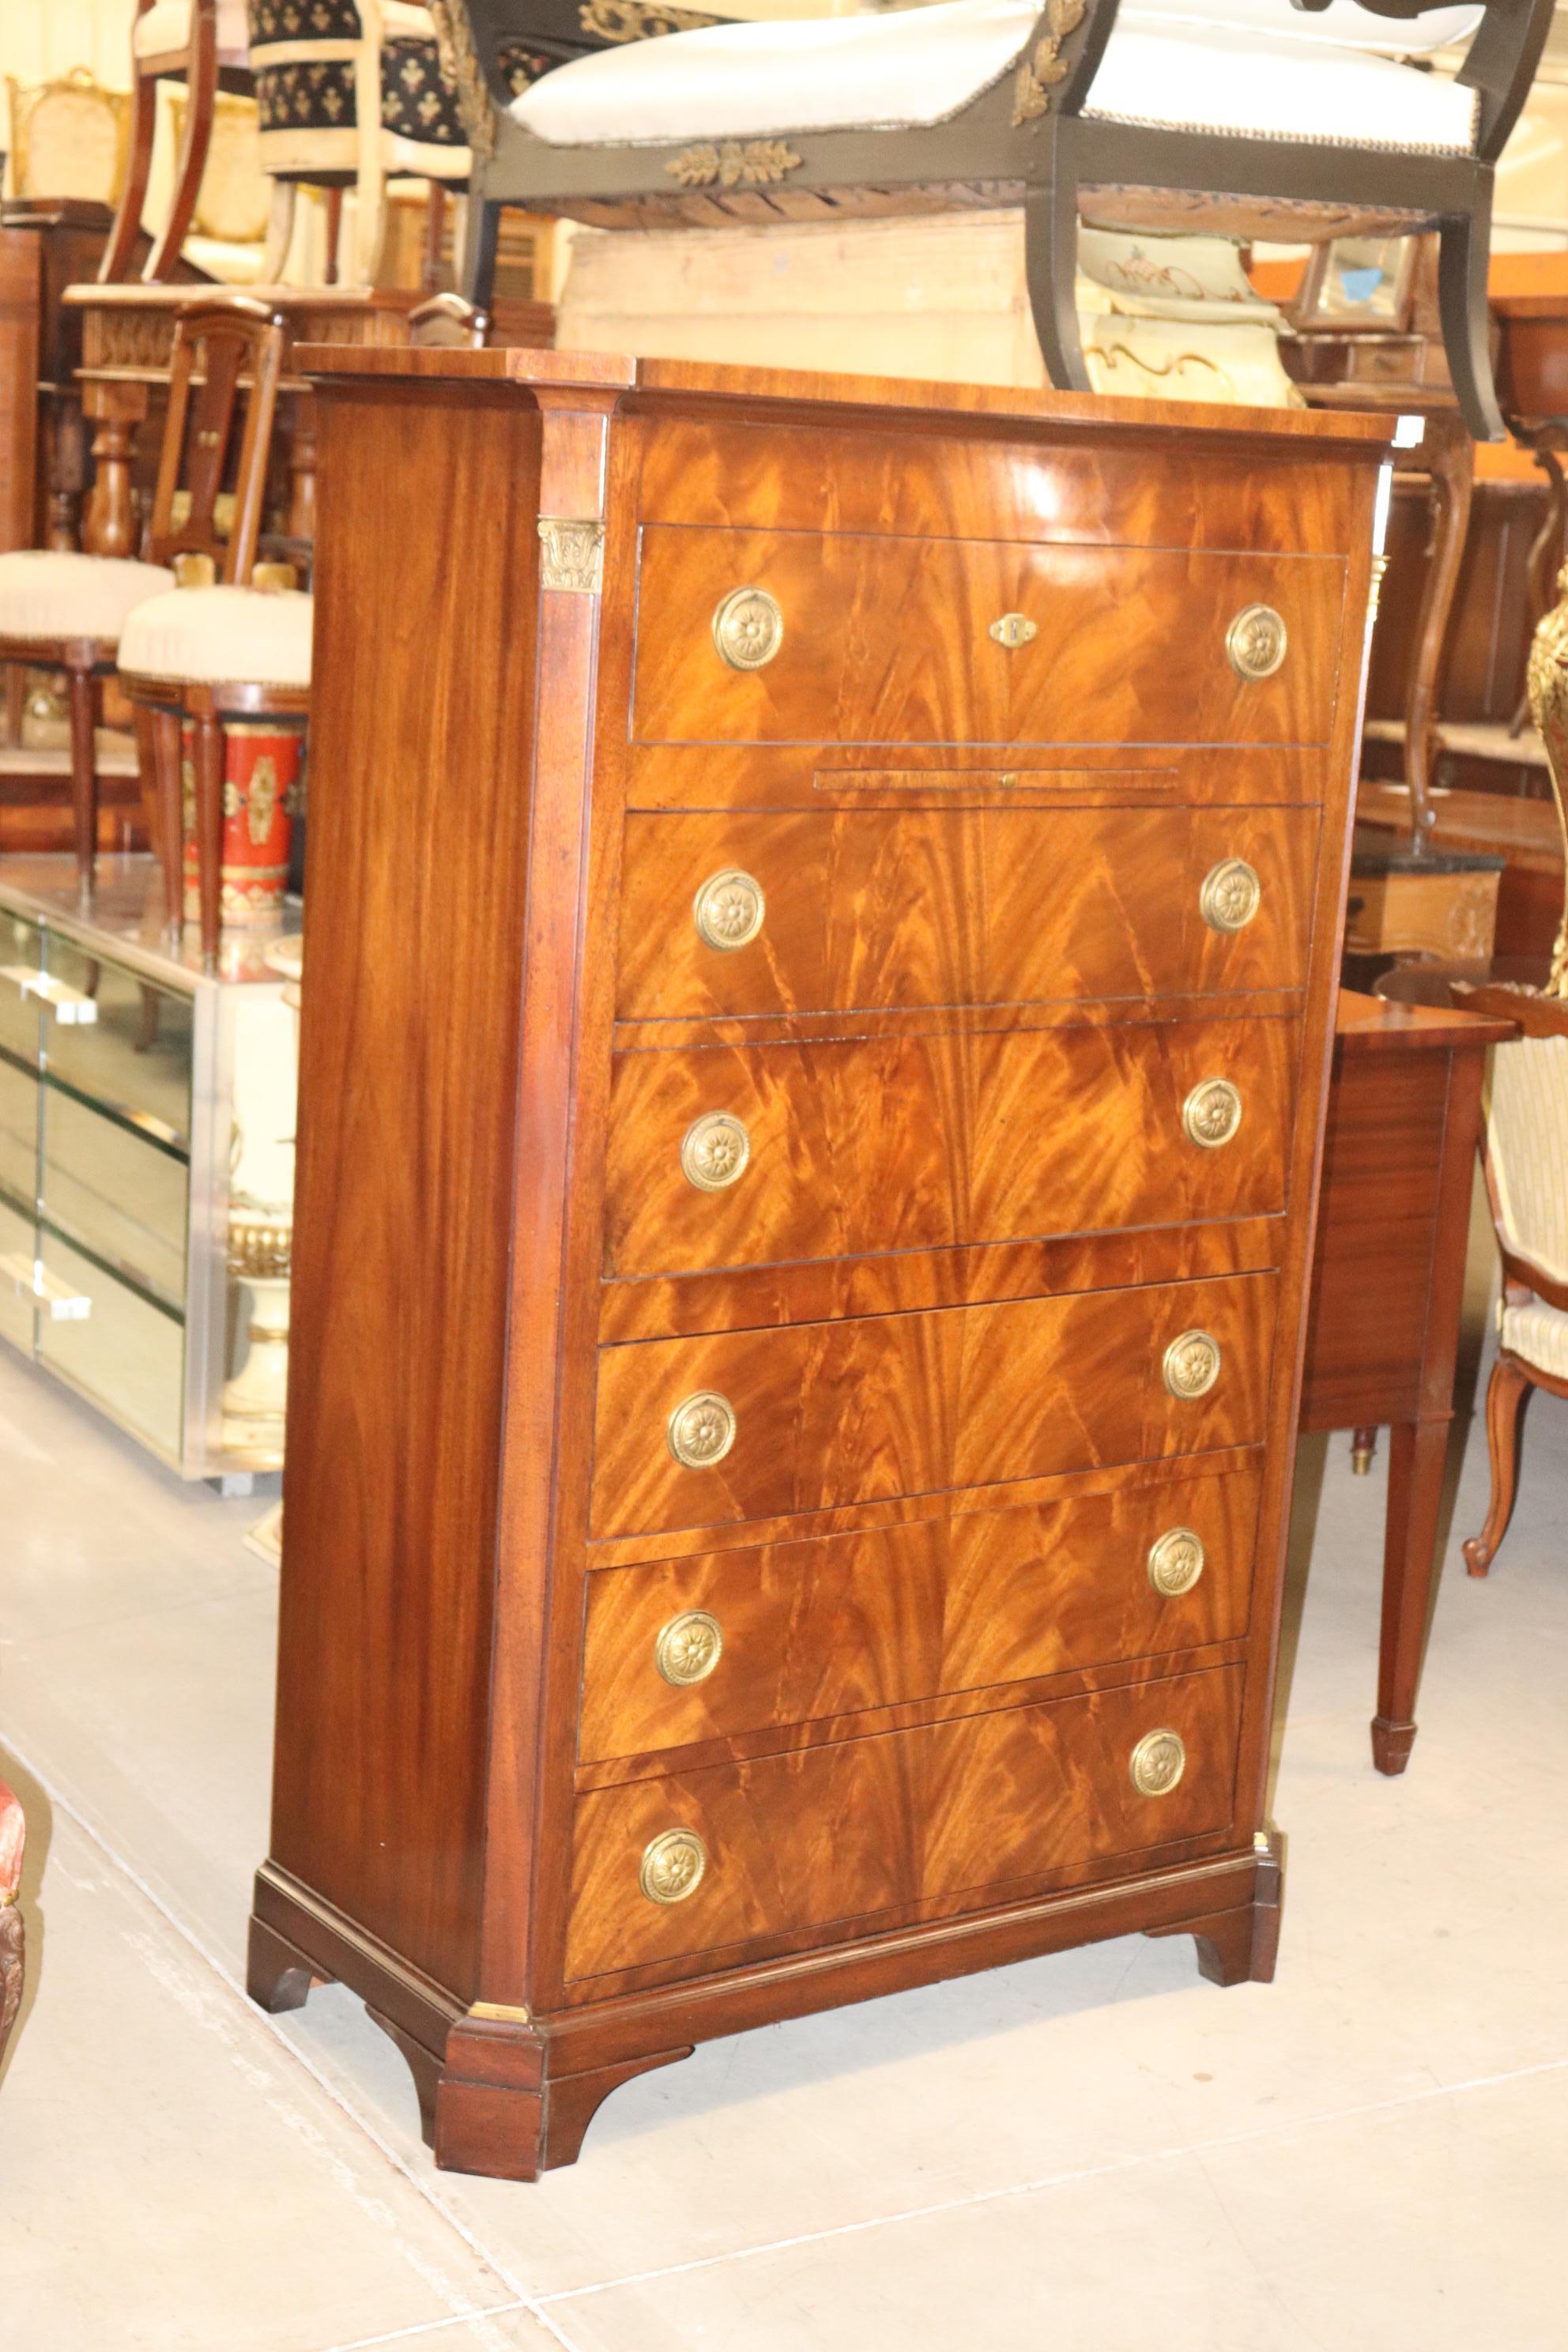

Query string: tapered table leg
[1372,1415,1450,1774]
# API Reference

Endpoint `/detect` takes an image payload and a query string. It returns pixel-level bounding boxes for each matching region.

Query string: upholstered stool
[119,584,313,971]
[0,551,176,905]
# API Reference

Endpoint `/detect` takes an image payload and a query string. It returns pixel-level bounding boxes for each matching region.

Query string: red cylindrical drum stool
[181,720,304,926]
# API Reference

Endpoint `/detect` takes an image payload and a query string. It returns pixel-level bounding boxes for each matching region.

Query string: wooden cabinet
[248,350,1394,2179]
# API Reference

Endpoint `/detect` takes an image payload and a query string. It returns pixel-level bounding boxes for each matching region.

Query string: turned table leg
[81,383,149,560]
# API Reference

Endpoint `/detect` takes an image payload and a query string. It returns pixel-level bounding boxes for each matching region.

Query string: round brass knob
[1199,858,1261,934]
[1225,603,1287,681]
[666,1390,737,1469]
[655,1610,724,1687]
[1129,1728,1187,1798]
[713,586,784,671]
[1182,1078,1243,1152]
[1163,1329,1222,1401]
[680,1111,751,1193]
[693,868,765,953]
[1147,1526,1206,1598]
[639,1827,708,1905]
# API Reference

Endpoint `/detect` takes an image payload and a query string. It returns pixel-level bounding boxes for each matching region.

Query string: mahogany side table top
[1302,986,1516,1774]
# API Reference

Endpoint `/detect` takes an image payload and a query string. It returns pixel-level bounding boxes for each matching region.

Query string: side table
[1302,988,1516,1772]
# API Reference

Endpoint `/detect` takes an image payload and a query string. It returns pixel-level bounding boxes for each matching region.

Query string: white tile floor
[2,1261,1566,2350]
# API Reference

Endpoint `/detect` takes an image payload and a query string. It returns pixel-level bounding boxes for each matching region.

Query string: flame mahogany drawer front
[617,805,1319,1021]
[605,1016,1297,1280]
[590,1273,1276,1540]
[566,1663,1245,1981]
[579,1462,1262,1763]
[631,528,1343,749]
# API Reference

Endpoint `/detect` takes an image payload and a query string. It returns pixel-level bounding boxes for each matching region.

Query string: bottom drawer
[566,1663,1244,1981]
[37,1231,185,1461]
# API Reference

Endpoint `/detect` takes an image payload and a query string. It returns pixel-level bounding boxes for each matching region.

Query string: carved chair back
[145,297,287,585]
[5,69,131,205]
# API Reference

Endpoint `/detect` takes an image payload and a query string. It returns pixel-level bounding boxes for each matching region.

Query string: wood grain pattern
[579,1462,1261,1762]
[591,1273,1277,1540]
[616,805,1319,1020]
[633,527,1344,749]
[605,1016,1298,1280]
[566,1664,1245,1981]
[268,380,543,1998]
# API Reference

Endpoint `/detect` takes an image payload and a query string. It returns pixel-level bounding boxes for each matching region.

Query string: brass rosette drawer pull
[655,1610,725,1687]
[666,1390,737,1468]
[639,1827,708,1905]
[1182,1077,1243,1151]
[681,1111,751,1192]
[693,868,766,952]
[1225,603,1287,681]
[1129,1728,1187,1797]
[1163,1329,1222,1400]
[1147,1526,1205,1598]
[713,586,784,671]
[1200,857,1261,933]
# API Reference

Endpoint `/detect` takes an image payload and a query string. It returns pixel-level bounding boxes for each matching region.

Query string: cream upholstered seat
[135,0,251,55]
[0,552,176,645]
[118,584,314,688]
[1487,1031,1568,1381]
[511,0,1482,156]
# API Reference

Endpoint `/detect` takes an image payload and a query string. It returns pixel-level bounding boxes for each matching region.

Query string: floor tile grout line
[533,2052,1568,2309]
[6,1740,591,2352]
[317,2302,533,2352]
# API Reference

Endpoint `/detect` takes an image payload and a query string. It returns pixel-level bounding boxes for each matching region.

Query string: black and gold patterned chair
[251,0,471,282]
[436,0,1553,442]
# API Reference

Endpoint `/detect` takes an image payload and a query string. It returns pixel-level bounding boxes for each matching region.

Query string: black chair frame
[435,0,1555,441]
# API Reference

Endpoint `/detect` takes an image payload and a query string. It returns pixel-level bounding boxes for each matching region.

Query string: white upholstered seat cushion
[134,0,251,58]
[511,0,1479,156]
[117,585,314,688]
[1501,1299,1568,1381]
[0,552,176,646]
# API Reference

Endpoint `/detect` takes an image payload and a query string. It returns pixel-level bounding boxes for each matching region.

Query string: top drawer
[631,528,1344,749]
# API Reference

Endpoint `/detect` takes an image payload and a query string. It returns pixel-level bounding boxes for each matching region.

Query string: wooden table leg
[1372,1415,1451,1774]
[81,381,148,560]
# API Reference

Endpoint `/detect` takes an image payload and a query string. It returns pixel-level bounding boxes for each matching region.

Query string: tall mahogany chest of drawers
[248,346,1396,2178]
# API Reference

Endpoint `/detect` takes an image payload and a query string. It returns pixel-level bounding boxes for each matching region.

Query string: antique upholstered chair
[100,0,257,285]
[4,67,132,206]
[250,0,472,285]
[0,1776,21,2073]
[1456,569,1568,1576]
[1457,986,1568,1574]
[438,0,1552,442]
[116,298,310,969]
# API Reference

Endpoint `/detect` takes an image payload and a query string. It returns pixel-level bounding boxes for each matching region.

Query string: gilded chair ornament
[1525,562,1568,998]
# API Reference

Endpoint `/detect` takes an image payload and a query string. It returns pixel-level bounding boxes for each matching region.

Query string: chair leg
[1462,1351,1532,1577]
[458,177,500,314]
[1023,127,1091,397]
[1438,194,1506,445]
[145,703,186,935]
[99,69,158,285]
[262,179,297,282]
[146,13,220,281]
[66,665,100,906]
[191,707,225,971]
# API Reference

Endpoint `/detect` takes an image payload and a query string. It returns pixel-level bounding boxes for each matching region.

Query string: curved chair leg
[1463,1351,1532,1577]
[1438,196,1506,445]
[66,663,100,906]
[262,179,297,282]
[1024,127,1091,396]
[100,69,159,285]
[146,32,217,281]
